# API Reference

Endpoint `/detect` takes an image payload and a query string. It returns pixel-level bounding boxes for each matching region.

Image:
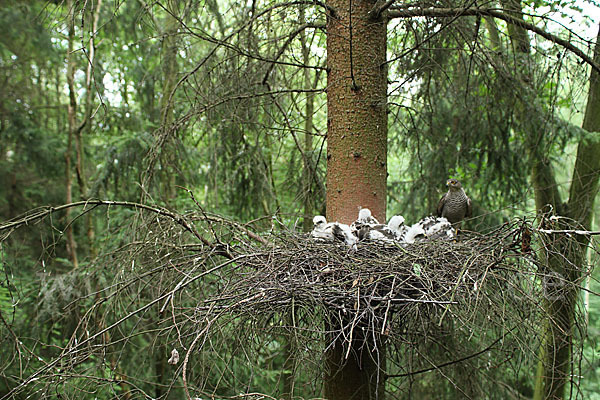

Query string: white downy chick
[359,224,397,242]
[311,216,358,249]
[403,223,426,244]
[350,208,380,236]
[311,215,334,241]
[421,216,454,240]
[331,222,359,249]
[357,208,379,225]
[387,215,408,241]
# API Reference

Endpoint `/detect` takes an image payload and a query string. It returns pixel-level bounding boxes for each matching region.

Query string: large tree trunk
[499,3,600,399]
[568,25,600,228]
[325,0,388,225]
[324,1,388,398]
[533,23,600,400]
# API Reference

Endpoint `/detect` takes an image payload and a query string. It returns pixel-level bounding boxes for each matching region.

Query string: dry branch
[0,206,593,398]
[387,7,600,73]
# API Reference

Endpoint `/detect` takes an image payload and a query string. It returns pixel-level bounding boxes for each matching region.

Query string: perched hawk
[436,179,472,226]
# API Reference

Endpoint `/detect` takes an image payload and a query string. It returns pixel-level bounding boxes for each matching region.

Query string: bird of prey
[350,211,407,243]
[331,223,359,249]
[403,216,455,244]
[311,216,333,241]
[311,215,358,249]
[387,215,405,230]
[357,223,396,242]
[350,208,386,241]
[403,223,426,244]
[437,178,472,227]
[388,215,408,239]
[351,208,380,231]
[419,216,455,240]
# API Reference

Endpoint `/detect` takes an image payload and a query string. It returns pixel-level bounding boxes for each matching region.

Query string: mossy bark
[159,0,180,202]
[325,0,388,225]
[324,329,386,400]
[533,24,600,400]
[499,2,600,397]
[520,20,600,400]
[324,1,388,399]
[568,25,600,229]
[533,230,585,400]
[65,0,78,269]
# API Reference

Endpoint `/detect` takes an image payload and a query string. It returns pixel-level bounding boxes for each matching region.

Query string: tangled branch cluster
[127,213,547,398]
[0,205,591,399]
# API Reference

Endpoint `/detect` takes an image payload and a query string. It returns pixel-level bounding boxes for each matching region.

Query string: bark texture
[79,0,102,257]
[533,24,600,400]
[568,25,600,228]
[326,0,388,225]
[65,0,78,269]
[498,3,600,398]
[509,20,600,400]
[158,0,180,202]
[324,1,388,398]
[324,330,386,400]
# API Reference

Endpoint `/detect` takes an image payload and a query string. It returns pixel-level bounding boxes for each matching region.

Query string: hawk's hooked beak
[446,179,452,187]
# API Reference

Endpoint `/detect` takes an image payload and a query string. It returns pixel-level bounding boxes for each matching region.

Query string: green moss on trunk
[533,23,600,400]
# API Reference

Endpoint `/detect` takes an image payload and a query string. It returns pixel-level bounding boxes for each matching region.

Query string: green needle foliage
[0,0,599,398]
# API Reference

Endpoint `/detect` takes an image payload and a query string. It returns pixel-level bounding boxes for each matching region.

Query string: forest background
[1,0,600,398]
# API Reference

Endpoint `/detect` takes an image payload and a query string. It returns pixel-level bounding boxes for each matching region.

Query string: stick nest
[154,214,548,397]
[3,207,588,399]
[190,214,529,313]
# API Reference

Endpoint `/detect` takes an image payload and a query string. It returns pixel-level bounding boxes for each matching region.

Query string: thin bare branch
[387,7,600,73]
